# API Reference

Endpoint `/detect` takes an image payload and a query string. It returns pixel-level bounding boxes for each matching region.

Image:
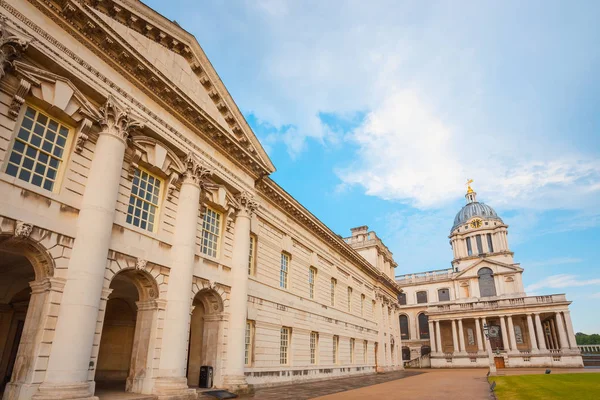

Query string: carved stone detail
[74,118,93,153]
[99,95,144,142]
[0,18,32,80]
[8,78,30,119]
[135,258,147,270]
[235,191,259,217]
[182,152,212,186]
[127,148,143,178]
[14,220,33,239]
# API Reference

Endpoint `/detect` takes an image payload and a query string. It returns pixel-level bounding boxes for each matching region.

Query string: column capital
[234,191,259,217]
[0,19,33,79]
[99,95,145,142]
[181,152,212,186]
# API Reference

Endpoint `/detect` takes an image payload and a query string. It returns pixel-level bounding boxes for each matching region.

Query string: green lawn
[490,373,600,400]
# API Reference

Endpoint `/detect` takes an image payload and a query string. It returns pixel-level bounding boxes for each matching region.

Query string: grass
[490,373,600,400]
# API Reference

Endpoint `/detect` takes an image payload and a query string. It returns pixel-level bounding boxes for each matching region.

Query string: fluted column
[435,321,442,354]
[527,314,538,352]
[35,97,143,400]
[223,192,257,392]
[457,319,466,353]
[154,154,210,398]
[500,316,510,351]
[475,318,484,352]
[428,320,436,353]
[507,315,518,353]
[562,311,578,349]
[451,320,459,353]
[555,312,569,350]
[534,313,547,351]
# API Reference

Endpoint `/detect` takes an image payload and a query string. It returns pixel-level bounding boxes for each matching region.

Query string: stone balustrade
[396,268,454,284]
[579,344,600,354]
[427,294,568,314]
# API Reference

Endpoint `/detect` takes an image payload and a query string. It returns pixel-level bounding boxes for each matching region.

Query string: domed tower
[449,181,513,271]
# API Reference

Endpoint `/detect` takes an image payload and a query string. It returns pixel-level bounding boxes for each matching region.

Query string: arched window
[416,291,428,304]
[418,313,430,339]
[399,315,410,340]
[402,346,411,361]
[438,288,450,302]
[478,267,497,297]
[398,292,407,305]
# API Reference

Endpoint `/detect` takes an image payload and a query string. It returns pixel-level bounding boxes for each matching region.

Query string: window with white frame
[126,168,163,232]
[248,234,257,275]
[5,106,71,192]
[330,278,336,306]
[347,287,353,312]
[310,331,318,365]
[363,340,368,363]
[201,207,221,257]
[308,267,317,299]
[280,253,290,289]
[361,294,365,316]
[333,335,339,364]
[245,320,254,366]
[350,338,355,363]
[280,327,291,364]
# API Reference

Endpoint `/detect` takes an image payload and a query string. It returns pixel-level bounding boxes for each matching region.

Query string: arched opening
[401,346,411,361]
[418,313,430,339]
[187,289,224,388]
[421,345,431,356]
[478,267,497,297]
[96,268,159,394]
[399,314,410,340]
[0,234,54,399]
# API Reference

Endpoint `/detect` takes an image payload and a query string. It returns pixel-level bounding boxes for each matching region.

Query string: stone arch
[399,313,410,340]
[418,312,430,339]
[103,254,168,301]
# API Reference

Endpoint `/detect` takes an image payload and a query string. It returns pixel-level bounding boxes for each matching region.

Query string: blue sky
[144,0,600,333]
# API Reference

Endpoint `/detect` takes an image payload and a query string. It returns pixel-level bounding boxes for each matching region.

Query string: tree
[575,332,600,345]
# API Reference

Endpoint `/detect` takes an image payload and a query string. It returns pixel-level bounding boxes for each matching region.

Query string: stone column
[481,317,492,353]
[435,321,442,354]
[500,316,510,351]
[153,154,210,399]
[562,311,578,349]
[527,314,538,352]
[451,320,459,353]
[428,320,436,353]
[507,315,518,353]
[457,319,466,353]
[555,312,569,350]
[475,318,484,352]
[534,314,547,351]
[223,192,257,392]
[375,296,385,372]
[549,318,558,349]
[35,97,143,400]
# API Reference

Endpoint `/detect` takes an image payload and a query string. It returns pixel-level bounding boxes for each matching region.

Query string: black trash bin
[199,365,213,388]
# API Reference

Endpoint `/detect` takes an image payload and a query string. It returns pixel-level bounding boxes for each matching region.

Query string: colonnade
[428,311,578,356]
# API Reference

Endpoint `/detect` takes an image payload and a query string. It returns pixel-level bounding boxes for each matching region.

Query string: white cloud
[525,274,600,293]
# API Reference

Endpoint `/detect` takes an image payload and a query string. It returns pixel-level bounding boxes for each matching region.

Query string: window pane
[126,167,162,233]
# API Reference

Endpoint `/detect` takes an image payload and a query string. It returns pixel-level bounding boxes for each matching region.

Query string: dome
[451,201,503,232]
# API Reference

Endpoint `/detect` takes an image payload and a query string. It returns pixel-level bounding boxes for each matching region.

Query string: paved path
[239,370,421,400]
[314,369,493,400]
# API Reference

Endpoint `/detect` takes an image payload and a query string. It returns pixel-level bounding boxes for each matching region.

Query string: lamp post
[483,323,497,375]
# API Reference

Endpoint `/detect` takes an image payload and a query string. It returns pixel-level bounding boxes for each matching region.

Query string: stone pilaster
[35,96,143,400]
[428,320,436,353]
[500,316,510,351]
[153,153,210,399]
[562,311,578,349]
[222,192,257,393]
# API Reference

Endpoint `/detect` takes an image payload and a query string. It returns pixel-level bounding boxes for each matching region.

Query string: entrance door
[494,356,505,369]
[489,324,503,351]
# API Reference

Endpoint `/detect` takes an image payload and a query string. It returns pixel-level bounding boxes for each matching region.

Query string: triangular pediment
[455,258,523,279]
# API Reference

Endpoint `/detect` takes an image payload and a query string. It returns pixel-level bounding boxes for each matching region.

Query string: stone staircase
[404,353,431,369]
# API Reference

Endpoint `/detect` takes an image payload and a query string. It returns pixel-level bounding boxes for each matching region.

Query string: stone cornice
[26,0,273,180]
[256,177,401,294]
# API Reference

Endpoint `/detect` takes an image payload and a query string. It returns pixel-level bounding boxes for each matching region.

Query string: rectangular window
[248,235,256,275]
[126,168,162,232]
[309,267,317,299]
[466,237,473,256]
[280,253,290,289]
[416,291,428,304]
[5,106,71,192]
[476,234,483,255]
[398,292,407,305]
[330,278,336,306]
[350,338,355,364]
[245,320,254,366]
[310,331,318,365]
[333,335,339,364]
[201,207,221,257]
[438,288,450,302]
[347,287,353,312]
[280,327,290,365]
[363,340,368,363]
[361,294,365,316]
[487,233,494,253]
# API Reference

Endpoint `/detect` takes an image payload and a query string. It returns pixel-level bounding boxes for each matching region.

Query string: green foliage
[576,332,600,345]
[490,374,600,400]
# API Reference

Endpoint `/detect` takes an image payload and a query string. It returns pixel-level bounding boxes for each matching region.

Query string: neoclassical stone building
[0,1,402,399]
[396,184,583,369]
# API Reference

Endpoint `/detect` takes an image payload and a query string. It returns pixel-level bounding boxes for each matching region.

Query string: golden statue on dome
[466,178,474,194]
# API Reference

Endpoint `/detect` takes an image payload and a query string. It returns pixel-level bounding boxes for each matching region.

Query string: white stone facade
[0,2,401,399]
[396,187,584,370]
